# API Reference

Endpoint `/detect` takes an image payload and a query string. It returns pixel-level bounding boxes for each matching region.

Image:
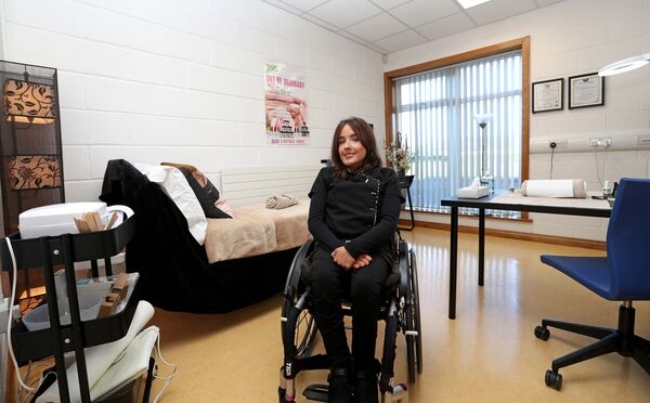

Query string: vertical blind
[393,50,522,215]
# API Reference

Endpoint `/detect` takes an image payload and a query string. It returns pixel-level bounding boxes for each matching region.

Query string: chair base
[535,304,650,390]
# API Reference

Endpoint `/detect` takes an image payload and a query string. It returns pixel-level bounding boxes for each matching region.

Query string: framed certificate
[568,72,605,109]
[532,78,564,113]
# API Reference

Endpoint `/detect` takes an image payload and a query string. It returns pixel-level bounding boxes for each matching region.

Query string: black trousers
[309,245,390,371]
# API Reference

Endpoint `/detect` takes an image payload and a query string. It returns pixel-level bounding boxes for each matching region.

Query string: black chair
[534,177,650,390]
[279,233,422,402]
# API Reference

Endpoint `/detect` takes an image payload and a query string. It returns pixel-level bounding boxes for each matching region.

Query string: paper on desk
[36,300,154,403]
[492,191,610,209]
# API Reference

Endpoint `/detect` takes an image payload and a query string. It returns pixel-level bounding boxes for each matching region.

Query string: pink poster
[264,62,309,145]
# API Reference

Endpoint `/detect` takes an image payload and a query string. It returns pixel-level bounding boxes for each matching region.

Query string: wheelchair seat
[279,232,422,403]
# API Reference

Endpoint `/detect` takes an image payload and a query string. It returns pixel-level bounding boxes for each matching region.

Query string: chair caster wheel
[545,369,562,390]
[534,325,550,341]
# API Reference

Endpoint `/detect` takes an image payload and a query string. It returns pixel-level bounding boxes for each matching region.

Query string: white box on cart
[18,202,132,239]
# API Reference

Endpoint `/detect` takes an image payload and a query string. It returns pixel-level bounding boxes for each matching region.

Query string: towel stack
[266,194,299,209]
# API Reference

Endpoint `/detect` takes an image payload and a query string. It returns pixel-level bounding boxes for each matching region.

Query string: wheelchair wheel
[282,271,318,359]
[405,248,423,383]
[282,241,318,359]
[282,296,318,358]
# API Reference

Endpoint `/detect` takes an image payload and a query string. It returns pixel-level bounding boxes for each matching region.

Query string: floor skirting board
[408,220,606,250]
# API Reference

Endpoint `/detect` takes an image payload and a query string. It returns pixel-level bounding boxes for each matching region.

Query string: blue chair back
[607,178,650,300]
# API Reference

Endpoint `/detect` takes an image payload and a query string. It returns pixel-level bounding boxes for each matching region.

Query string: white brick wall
[0,0,385,203]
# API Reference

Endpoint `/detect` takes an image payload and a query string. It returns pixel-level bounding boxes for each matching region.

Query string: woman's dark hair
[330,117,382,179]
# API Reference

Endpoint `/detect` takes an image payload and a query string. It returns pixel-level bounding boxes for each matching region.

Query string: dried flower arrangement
[385,131,413,176]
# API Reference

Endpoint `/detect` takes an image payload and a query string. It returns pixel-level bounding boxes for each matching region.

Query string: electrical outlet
[589,138,612,148]
[548,140,567,149]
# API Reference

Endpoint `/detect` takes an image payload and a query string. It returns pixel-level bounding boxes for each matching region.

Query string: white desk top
[492,191,611,210]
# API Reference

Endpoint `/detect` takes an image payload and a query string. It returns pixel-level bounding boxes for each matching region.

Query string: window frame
[383,36,531,216]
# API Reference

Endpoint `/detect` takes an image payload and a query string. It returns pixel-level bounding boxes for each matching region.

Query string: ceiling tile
[300,13,341,32]
[416,12,477,42]
[270,0,329,13]
[345,12,409,42]
[262,0,567,53]
[389,0,461,27]
[466,0,537,26]
[261,0,302,15]
[309,0,383,29]
[374,29,428,53]
[369,0,414,11]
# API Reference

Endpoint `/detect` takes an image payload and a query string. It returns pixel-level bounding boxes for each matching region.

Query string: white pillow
[134,162,208,245]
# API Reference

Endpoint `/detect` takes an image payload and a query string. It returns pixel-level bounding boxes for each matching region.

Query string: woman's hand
[352,254,372,270]
[331,247,373,270]
[331,246,355,270]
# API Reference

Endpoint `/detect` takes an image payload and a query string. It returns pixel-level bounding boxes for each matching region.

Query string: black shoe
[327,367,353,403]
[354,371,378,403]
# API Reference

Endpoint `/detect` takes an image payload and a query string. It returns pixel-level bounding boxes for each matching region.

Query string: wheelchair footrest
[303,384,329,402]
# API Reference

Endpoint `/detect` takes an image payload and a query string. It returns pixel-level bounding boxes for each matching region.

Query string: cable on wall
[549,142,557,179]
[592,144,604,187]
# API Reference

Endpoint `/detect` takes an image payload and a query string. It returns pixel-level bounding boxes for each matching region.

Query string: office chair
[534,177,650,390]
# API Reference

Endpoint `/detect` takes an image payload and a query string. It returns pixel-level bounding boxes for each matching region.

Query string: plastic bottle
[602,180,612,197]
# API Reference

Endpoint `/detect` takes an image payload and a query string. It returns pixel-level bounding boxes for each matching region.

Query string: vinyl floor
[146,228,650,402]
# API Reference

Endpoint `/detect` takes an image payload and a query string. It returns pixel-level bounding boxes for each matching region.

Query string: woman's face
[338,124,366,169]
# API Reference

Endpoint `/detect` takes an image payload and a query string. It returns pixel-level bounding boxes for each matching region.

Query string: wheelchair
[279,232,422,402]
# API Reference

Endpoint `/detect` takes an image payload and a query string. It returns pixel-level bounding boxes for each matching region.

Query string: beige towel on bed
[266,194,299,209]
[521,179,587,198]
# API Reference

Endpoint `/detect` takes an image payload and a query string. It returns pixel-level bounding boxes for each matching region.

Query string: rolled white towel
[266,194,299,209]
[521,179,586,198]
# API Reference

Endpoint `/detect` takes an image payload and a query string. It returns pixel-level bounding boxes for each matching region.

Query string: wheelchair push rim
[405,247,423,383]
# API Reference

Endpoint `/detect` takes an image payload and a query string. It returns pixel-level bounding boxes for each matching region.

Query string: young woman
[307,117,403,403]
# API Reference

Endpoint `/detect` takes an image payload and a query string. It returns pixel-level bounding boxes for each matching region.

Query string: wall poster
[264,62,309,145]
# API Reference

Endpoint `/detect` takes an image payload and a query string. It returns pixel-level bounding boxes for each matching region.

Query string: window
[385,38,530,217]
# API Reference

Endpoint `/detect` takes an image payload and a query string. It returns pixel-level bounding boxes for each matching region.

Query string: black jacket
[308,167,402,259]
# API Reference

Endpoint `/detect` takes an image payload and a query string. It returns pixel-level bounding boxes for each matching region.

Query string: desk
[440,192,611,319]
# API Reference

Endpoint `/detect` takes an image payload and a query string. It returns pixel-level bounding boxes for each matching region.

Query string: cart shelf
[0,216,137,403]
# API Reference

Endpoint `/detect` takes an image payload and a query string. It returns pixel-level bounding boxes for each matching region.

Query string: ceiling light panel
[457,0,492,9]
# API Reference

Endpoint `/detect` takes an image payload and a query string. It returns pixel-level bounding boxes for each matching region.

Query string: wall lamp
[599,53,650,77]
